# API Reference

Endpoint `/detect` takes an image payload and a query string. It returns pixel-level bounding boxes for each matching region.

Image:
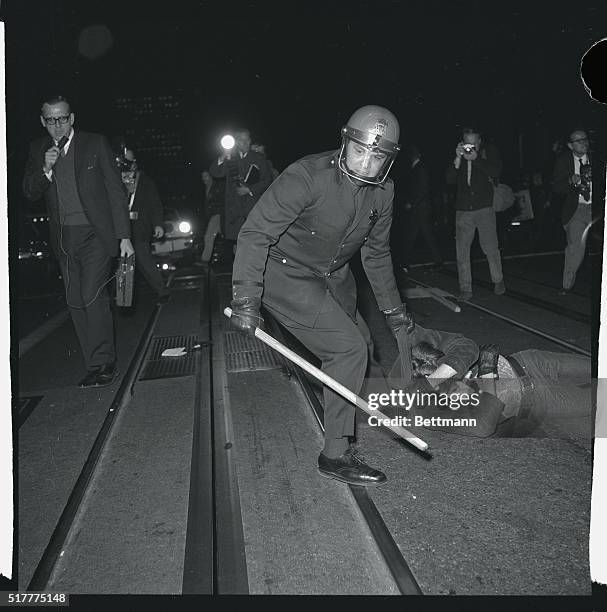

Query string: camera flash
[221,135,235,150]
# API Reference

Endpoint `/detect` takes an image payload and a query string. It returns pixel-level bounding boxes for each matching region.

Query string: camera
[462,144,476,154]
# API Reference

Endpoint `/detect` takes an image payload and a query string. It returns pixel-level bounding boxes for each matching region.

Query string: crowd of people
[392,126,602,299]
[22,95,597,486]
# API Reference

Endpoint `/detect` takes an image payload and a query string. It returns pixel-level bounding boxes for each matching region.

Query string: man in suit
[209,128,273,245]
[445,127,505,301]
[398,144,443,269]
[117,150,170,302]
[23,95,134,387]
[228,106,414,486]
[552,129,602,295]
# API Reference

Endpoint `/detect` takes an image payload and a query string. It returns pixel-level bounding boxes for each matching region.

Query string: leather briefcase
[116,254,135,307]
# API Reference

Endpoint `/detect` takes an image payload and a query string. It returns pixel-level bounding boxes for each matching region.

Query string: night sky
[5,0,607,198]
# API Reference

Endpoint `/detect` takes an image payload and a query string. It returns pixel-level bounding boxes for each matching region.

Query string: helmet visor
[338,134,398,184]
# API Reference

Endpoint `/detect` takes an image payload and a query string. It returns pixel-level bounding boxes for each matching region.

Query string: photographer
[209,128,273,249]
[552,129,601,295]
[117,149,170,303]
[445,127,505,301]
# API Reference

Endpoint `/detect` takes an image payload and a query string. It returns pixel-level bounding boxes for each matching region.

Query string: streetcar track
[182,266,214,593]
[263,312,424,595]
[26,269,184,590]
[21,257,589,594]
[27,300,163,590]
[498,268,590,299]
[408,276,591,357]
[432,267,590,324]
[207,269,249,594]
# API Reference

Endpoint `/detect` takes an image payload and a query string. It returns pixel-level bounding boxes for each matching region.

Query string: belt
[505,354,535,419]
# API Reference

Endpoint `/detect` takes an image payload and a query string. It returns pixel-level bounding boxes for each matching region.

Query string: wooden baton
[224,307,429,452]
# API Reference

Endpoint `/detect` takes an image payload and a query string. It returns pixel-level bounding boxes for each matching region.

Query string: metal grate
[139,335,199,380]
[224,331,283,373]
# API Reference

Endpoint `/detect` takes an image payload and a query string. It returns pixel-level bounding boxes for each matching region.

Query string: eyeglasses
[43,115,70,126]
[570,137,589,144]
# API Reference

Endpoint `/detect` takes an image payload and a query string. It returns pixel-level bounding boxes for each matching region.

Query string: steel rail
[27,301,163,590]
[181,266,250,594]
[433,267,590,324]
[409,276,591,357]
[496,269,589,300]
[208,271,249,594]
[182,266,214,593]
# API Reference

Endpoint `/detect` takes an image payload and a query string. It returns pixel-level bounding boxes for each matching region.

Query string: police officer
[229,106,413,486]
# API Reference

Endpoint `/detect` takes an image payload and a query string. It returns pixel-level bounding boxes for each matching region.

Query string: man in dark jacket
[23,95,134,387]
[552,129,603,294]
[117,150,169,302]
[446,127,505,301]
[399,144,442,268]
[209,128,273,244]
[388,326,590,439]
[228,106,414,486]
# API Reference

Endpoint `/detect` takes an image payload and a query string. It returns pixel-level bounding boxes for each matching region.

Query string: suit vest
[54,141,89,226]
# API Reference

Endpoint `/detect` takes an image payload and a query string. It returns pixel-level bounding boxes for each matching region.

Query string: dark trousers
[403,210,443,265]
[132,228,167,296]
[265,291,380,458]
[57,225,115,370]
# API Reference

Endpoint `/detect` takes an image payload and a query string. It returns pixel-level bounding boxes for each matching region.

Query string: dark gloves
[383,304,415,338]
[477,344,500,377]
[230,296,264,338]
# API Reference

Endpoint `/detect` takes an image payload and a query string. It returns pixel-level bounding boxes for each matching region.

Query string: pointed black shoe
[78,369,100,388]
[318,447,387,486]
[94,363,120,387]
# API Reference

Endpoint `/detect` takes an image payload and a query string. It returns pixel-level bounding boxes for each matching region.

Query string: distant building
[112,93,196,211]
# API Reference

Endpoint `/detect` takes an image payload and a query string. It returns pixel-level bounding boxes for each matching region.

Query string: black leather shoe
[157,292,171,304]
[94,363,120,387]
[318,447,387,486]
[78,369,100,388]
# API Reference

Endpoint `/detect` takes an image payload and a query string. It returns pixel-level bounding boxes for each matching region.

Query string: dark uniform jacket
[552,151,604,226]
[209,149,273,240]
[387,325,506,437]
[22,130,130,257]
[388,324,479,385]
[232,150,402,327]
[445,144,502,211]
[129,171,164,242]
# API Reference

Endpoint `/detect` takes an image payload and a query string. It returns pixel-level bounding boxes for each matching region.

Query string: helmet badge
[371,119,388,136]
[370,119,388,147]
